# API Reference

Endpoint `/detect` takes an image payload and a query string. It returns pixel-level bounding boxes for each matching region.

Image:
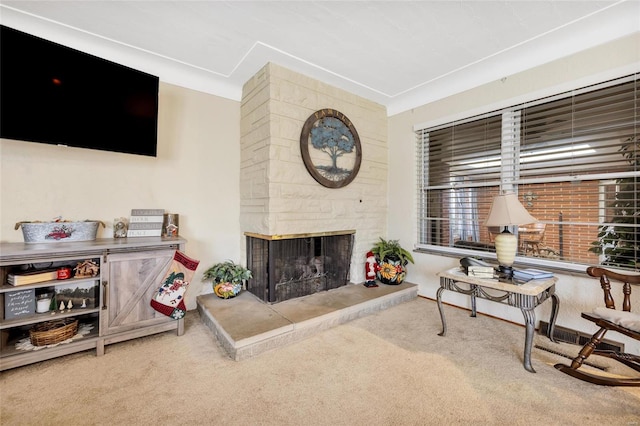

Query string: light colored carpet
[1,298,639,425]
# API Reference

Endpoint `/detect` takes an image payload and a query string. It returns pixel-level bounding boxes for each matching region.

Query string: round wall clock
[299,109,362,188]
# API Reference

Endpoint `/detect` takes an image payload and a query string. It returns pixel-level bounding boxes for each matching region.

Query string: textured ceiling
[1,1,638,115]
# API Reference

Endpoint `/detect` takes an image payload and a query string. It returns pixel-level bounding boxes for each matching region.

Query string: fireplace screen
[245,232,354,303]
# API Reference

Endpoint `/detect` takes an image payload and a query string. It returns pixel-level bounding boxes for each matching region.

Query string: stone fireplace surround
[196,64,403,359]
[239,63,388,290]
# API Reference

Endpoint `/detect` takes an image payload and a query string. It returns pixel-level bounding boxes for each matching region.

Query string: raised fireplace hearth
[245,231,354,303]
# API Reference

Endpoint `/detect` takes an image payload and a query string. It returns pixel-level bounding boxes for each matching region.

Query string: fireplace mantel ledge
[244,230,355,241]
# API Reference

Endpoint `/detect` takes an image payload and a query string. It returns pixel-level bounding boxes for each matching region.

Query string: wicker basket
[29,318,78,346]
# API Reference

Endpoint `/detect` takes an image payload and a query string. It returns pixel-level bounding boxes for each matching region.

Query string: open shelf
[0,314,99,359]
[0,276,100,293]
[0,308,101,330]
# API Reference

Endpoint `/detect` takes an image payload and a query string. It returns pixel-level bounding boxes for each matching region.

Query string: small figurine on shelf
[113,217,128,238]
[59,301,65,312]
[81,298,87,308]
[74,260,99,278]
[364,251,379,288]
[67,300,73,310]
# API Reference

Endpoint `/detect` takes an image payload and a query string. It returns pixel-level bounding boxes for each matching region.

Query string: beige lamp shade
[485,193,537,227]
[485,193,537,272]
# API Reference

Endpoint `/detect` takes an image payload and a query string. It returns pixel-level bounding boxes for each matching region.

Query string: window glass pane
[592,174,640,268]
[516,180,601,264]
[418,115,502,250]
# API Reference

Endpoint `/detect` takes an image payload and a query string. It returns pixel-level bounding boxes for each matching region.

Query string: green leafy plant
[202,260,252,285]
[370,238,415,265]
[589,136,639,269]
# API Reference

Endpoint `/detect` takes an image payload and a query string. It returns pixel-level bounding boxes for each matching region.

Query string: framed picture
[300,109,362,188]
[55,281,99,310]
[3,289,35,320]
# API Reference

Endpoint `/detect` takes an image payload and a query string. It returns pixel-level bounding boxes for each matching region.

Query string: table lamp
[485,193,537,278]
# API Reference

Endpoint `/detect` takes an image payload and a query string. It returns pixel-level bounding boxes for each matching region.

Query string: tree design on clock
[300,109,362,188]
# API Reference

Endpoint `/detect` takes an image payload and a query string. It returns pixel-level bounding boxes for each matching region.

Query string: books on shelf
[127,229,162,237]
[128,222,163,230]
[7,269,58,286]
[129,215,164,223]
[130,209,164,216]
[128,208,164,238]
[513,268,554,281]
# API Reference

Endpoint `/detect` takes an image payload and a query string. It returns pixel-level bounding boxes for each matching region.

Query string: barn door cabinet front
[101,246,185,344]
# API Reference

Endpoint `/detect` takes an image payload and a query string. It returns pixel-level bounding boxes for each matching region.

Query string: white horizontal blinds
[519,78,638,179]
[416,73,638,269]
[596,77,638,268]
[418,114,502,247]
[427,114,503,188]
[516,75,638,268]
[416,129,429,245]
[417,128,450,246]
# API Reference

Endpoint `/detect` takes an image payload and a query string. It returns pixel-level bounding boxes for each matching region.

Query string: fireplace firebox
[245,231,354,303]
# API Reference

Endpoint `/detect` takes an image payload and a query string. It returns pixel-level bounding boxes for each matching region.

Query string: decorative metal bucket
[16,220,105,243]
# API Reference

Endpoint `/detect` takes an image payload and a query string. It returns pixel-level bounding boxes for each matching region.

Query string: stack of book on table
[513,268,554,282]
[464,266,495,279]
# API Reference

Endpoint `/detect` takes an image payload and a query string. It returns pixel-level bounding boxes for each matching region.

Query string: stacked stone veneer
[240,63,388,284]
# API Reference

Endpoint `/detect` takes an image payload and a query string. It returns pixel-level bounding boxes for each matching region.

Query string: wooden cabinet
[0,237,186,371]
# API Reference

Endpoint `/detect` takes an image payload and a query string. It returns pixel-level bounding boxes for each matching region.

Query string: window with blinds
[417,74,638,270]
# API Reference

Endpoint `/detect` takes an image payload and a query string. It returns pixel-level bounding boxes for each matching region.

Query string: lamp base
[494,229,517,280]
[497,265,514,279]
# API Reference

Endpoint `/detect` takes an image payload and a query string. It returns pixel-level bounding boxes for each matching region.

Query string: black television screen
[1,25,159,157]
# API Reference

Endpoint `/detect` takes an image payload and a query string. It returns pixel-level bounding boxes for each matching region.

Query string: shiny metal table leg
[521,307,537,373]
[470,284,477,317]
[547,293,559,343]
[436,286,447,336]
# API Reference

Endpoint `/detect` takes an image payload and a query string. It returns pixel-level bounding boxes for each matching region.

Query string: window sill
[414,245,590,276]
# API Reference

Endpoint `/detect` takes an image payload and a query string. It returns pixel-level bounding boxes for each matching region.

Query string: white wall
[0,83,242,310]
[388,33,640,354]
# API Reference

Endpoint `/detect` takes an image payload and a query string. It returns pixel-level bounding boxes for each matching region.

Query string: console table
[436,268,559,373]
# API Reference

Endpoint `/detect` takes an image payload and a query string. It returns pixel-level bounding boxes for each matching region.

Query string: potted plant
[202,260,252,299]
[370,238,414,285]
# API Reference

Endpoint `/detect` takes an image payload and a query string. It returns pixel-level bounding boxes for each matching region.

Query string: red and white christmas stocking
[151,250,199,320]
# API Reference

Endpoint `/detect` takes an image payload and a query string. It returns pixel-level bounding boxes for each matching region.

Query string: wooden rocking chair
[554,267,640,386]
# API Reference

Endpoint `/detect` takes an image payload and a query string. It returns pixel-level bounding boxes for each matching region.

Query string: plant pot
[376,255,407,285]
[214,282,242,299]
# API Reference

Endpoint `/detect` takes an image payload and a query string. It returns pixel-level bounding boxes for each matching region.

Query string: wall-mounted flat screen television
[1,25,159,157]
